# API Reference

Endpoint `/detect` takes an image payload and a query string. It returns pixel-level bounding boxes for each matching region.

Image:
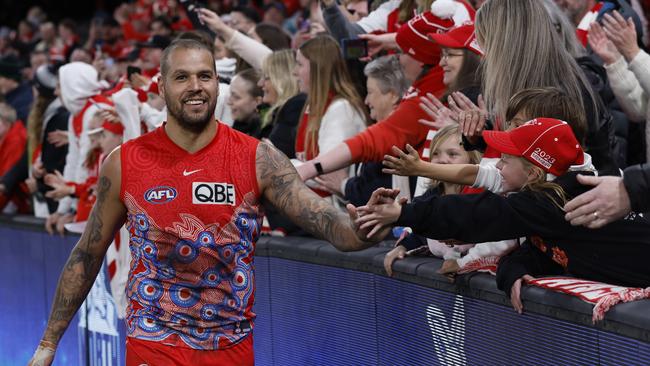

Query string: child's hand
[437,259,459,283]
[383,245,407,277]
[511,274,535,314]
[382,144,423,176]
[437,259,460,275]
[355,188,406,238]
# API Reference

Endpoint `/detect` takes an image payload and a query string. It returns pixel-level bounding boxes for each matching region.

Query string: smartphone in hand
[127,66,142,80]
[341,38,368,60]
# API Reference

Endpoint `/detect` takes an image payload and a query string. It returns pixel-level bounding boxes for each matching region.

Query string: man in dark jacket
[0,55,33,123]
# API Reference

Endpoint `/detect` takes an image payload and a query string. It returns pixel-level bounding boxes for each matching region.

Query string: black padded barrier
[3,214,650,343]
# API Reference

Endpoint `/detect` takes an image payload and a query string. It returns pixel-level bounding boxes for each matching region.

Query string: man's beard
[166,91,218,134]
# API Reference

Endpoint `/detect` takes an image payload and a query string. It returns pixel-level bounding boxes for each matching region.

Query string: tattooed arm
[256,142,388,251]
[29,149,127,366]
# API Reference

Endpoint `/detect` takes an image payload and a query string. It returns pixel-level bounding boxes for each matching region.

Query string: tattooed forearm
[257,143,375,251]
[42,176,112,344]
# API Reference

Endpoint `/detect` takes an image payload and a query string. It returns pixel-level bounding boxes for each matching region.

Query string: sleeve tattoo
[43,175,120,344]
[256,143,374,251]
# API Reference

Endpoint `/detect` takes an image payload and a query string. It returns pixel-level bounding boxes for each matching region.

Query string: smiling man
[29,38,382,366]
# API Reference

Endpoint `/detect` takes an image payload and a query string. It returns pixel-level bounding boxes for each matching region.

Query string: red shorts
[126,335,254,366]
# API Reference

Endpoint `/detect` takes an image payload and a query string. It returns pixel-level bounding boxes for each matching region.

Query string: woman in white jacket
[293,35,368,198]
[588,12,650,163]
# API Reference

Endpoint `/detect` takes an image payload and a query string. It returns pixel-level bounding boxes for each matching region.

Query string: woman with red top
[292,35,368,198]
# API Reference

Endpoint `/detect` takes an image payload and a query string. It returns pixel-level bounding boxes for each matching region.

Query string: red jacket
[344,66,446,162]
[0,122,26,176]
[0,121,28,213]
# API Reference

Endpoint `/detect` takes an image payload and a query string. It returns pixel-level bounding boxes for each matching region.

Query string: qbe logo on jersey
[193,182,236,205]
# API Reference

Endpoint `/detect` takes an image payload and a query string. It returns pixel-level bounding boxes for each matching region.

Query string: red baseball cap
[482,118,584,176]
[395,12,454,65]
[429,23,483,55]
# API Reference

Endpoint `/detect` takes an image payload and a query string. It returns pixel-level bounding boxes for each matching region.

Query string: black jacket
[623,164,650,213]
[577,56,628,170]
[397,186,443,251]
[396,172,650,294]
[344,162,417,208]
[37,104,69,213]
[268,93,306,159]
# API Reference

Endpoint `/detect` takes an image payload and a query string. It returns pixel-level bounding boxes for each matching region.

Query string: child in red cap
[356,117,650,314]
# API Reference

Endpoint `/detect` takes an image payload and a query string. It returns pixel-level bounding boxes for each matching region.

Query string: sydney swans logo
[426,295,467,365]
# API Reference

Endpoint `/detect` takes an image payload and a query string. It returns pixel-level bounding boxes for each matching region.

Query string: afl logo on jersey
[144,186,178,204]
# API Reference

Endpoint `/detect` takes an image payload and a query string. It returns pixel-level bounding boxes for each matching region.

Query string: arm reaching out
[256,143,387,250]
[382,145,479,185]
[29,150,127,366]
[296,142,353,181]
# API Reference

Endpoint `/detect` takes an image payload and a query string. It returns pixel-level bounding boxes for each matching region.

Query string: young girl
[383,125,481,276]
[357,118,650,314]
[383,88,595,277]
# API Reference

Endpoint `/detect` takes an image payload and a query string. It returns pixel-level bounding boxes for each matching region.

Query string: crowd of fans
[1,0,650,311]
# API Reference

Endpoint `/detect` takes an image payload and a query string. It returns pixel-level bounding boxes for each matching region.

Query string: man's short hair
[0,102,17,124]
[160,38,216,79]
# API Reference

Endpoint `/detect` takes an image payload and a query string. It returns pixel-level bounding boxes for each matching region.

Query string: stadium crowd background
[2,0,650,342]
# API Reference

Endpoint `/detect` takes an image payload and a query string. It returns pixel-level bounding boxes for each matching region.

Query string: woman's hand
[588,22,622,65]
[382,144,425,176]
[451,94,487,145]
[358,33,398,59]
[312,168,348,196]
[129,73,150,91]
[44,171,75,200]
[47,130,68,147]
[197,8,230,36]
[384,245,407,277]
[419,93,458,129]
[602,10,640,62]
[25,177,38,194]
[98,108,121,123]
[32,160,45,179]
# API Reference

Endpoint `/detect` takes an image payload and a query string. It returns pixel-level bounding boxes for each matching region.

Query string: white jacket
[472,153,596,194]
[604,51,650,163]
[225,31,273,72]
[57,63,111,215]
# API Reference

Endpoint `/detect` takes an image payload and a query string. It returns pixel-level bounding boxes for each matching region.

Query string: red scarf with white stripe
[576,3,605,47]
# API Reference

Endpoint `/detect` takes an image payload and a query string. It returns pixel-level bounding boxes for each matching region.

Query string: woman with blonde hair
[260,49,306,158]
[293,35,368,196]
[473,0,619,174]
